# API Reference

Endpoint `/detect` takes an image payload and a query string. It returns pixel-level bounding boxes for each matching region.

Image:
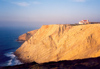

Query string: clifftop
[15,24,100,64]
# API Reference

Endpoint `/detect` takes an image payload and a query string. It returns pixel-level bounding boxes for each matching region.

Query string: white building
[79,20,89,24]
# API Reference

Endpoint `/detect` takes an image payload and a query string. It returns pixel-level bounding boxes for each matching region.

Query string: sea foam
[4,52,23,66]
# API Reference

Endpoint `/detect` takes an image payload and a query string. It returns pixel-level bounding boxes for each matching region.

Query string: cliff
[17,29,38,41]
[15,24,100,64]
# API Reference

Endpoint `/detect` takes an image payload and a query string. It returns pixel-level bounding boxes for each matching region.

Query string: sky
[0,0,100,28]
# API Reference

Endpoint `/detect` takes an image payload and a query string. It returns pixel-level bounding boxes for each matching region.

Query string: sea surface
[0,27,36,66]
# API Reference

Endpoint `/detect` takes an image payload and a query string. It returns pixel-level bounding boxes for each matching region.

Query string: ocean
[0,27,36,66]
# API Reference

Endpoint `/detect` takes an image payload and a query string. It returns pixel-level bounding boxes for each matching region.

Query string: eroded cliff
[15,24,100,64]
[17,29,38,41]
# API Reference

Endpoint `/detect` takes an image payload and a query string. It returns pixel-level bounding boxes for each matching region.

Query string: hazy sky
[0,0,100,28]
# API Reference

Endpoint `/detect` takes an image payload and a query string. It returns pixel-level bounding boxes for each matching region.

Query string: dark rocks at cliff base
[1,56,100,69]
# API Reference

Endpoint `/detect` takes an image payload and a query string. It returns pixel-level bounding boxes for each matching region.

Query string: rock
[17,29,38,41]
[15,24,100,64]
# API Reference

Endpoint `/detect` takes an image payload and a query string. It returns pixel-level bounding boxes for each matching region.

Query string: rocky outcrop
[15,24,100,64]
[17,29,38,41]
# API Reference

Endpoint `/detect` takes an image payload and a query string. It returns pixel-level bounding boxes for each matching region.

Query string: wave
[4,52,23,66]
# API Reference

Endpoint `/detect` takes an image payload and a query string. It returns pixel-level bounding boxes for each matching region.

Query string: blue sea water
[0,27,36,66]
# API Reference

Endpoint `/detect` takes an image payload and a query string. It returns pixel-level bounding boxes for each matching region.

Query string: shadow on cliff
[1,56,100,69]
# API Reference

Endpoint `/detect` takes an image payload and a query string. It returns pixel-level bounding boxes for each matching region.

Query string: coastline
[4,52,23,66]
[14,52,25,64]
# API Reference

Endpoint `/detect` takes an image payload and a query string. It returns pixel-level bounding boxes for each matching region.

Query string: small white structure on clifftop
[79,20,89,24]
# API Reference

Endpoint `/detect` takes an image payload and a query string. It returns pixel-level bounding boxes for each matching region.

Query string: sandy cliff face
[15,24,100,64]
[17,29,38,41]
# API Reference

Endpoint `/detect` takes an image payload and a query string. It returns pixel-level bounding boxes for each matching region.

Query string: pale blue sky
[0,0,100,28]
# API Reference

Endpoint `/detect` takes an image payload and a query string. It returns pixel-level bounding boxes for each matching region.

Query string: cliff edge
[15,24,100,64]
